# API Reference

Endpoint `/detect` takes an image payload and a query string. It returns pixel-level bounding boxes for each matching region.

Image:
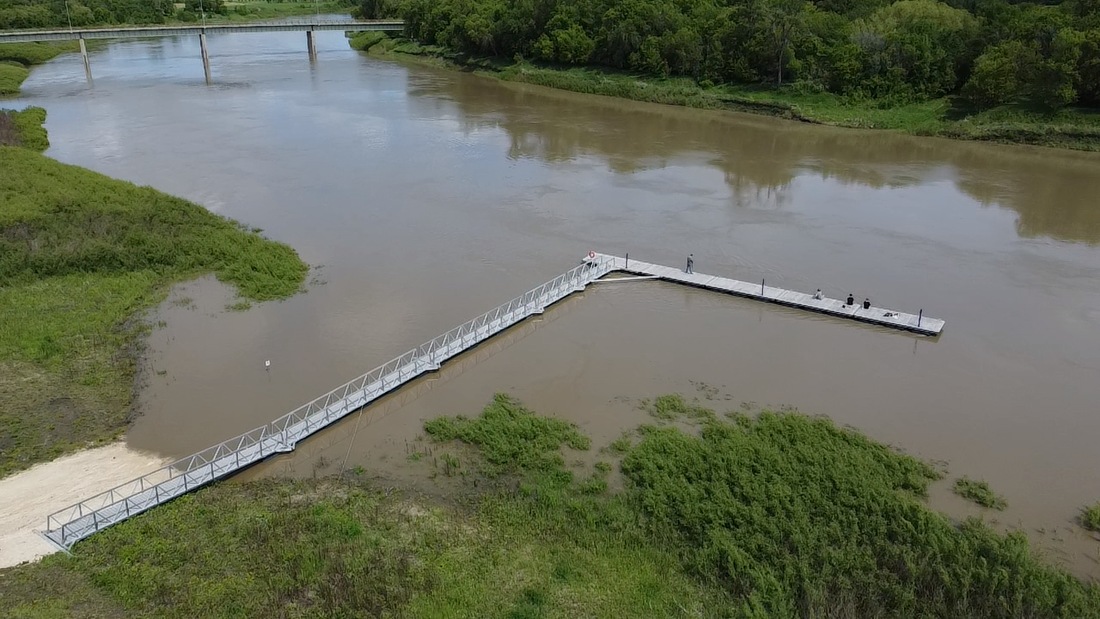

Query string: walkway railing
[43,255,614,549]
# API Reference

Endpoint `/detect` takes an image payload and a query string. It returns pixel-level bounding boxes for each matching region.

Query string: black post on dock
[918,309,922,327]
[625,253,629,269]
[761,279,765,295]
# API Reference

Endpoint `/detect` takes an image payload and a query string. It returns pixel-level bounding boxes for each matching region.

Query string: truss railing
[43,255,614,549]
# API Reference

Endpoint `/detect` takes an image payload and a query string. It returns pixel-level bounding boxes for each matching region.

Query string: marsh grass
[0,123,307,475]
[0,107,46,150]
[424,392,590,477]
[642,393,717,422]
[954,476,1008,510]
[0,42,81,96]
[3,396,1100,617]
[1082,502,1100,532]
[0,42,80,67]
[0,63,29,96]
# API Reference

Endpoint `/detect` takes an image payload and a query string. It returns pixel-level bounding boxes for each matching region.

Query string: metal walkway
[43,256,616,549]
[42,253,943,548]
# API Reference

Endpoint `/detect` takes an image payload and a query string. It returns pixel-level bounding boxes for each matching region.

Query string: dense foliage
[621,399,1100,617]
[0,0,175,28]
[373,0,1100,109]
[4,395,1099,617]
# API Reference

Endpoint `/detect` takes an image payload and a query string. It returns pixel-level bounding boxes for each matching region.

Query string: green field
[0,111,308,476]
[2,393,1098,617]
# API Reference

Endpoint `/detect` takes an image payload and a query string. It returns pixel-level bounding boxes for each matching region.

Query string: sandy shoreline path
[0,443,170,568]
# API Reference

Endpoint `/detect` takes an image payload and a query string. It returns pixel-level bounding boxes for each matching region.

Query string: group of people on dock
[686,255,871,310]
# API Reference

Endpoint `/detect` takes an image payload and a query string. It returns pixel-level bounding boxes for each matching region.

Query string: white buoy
[265,360,271,370]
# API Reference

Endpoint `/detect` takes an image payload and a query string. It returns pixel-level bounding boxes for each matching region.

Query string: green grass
[424,392,590,476]
[605,430,633,454]
[348,30,388,52]
[0,42,79,67]
[0,63,30,96]
[365,40,1100,151]
[0,42,81,96]
[0,108,47,150]
[954,476,1008,510]
[643,393,717,422]
[3,395,1098,617]
[0,117,308,476]
[1082,502,1100,532]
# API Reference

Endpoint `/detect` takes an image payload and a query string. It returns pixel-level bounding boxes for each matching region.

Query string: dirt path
[0,442,170,568]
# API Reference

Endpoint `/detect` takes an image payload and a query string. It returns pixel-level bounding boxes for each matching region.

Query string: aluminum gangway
[43,256,615,549]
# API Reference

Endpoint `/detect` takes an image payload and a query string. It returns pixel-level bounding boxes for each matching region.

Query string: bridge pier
[306,30,317,60]
[199,32,211,85]
[79,37,92,83]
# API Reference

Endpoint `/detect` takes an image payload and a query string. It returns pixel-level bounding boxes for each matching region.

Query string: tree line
[0,0,176,27]
[357,0,1100,110]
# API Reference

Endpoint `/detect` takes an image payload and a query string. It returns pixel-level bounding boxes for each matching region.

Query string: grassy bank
[0,112,308,477]
[2,393,1098,617]
[0,42,79,96]
[357,37,1100,152]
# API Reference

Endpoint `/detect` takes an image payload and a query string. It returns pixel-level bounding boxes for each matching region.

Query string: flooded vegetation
[3,396,1098,617]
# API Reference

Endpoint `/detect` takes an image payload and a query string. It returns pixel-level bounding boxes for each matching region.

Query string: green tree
[553,24,596,63]
[763,0,809,85]
[1079,29,1100,105]
[962,40,1035,108]
[1030,27,1084,109]
[185,0,227,17]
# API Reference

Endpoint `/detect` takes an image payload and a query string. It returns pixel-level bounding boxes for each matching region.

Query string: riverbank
[355,36,1100,152]
[0,111,309,477]
[0,42,80,96]
[2,394,1098,616]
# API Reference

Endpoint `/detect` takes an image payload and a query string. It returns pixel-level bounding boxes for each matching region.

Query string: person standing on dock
[686,254,694,274]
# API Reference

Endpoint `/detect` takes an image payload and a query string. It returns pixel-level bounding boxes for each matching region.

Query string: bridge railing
[44,254,616,548]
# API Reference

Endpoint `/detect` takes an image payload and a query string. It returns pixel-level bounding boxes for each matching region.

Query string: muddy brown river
[13,23,1100,577]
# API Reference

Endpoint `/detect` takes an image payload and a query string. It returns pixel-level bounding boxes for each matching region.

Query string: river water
[13,23,1100,577]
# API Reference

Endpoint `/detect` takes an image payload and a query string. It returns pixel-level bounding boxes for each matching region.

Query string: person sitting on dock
[812,289,824,300]
[686,254,694,274]
[846,294,854,306]
[863,298,871,309]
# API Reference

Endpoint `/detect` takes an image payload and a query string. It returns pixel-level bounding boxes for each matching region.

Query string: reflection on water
[12,28,1100,578]
[424,73,1100,245]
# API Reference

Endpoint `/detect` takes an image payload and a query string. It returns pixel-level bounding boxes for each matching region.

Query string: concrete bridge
[0,19,406,84]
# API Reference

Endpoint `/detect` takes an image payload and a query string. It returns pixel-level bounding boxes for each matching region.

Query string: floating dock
[597,253,944,336]
[42,253,942,548]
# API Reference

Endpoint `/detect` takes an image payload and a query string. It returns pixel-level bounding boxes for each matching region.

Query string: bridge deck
[0,20,404,43]
[42,253,943,549]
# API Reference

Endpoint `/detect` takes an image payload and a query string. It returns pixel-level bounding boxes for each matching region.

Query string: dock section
[598,253,943,336]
